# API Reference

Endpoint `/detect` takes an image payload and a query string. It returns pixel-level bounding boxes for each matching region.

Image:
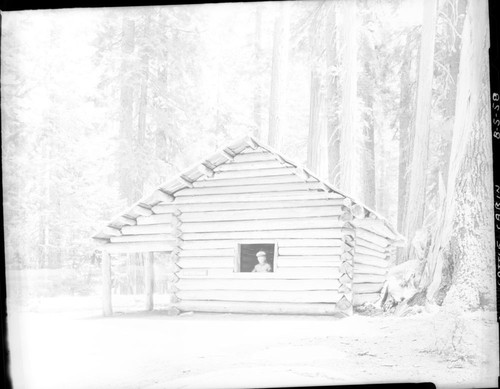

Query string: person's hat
[256,251,266,257]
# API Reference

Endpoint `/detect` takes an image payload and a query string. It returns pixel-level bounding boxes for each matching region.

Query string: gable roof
[93,135,404,243]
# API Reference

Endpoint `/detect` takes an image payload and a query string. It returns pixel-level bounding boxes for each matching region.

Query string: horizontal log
[278,247,342,256]
[178,175,194,188]
[176,278,340,291]
[110,234,173,243]
[197,164,215,178]
[174,300,339,315]
[279,239,341,247]
[177,267,340,279]
[115,216,136,226]
[353,273,386,284]
[215,159,286,171]
[195,175,305,188]
[351,204,366,219]
[277,256,341,268]
[137,214,172,225]
[153,190,174,203]
[351,219,397,240]
[181,217,342,233]
[180,238,341,250]
[122,224,172,235]
[153,199,345,214]
[178,256,234,262]
[178,248,235,257]
[104,241,173,253]
[179,206,343,223]
[353,254,388,268]
[355,246,387,259]
[173,192,342,204]
[177,258,234,269]
[353,292,380,306]
[102,226,121,237]
[232,152,277,163]
[175,182,326,197]
[355,228,390,248]
[355,237,386,253]
[354,263,388,276]
[212,167,295,180]
[221,149,235,161]
[182,229,344,241]
[132,205,153,217]
[177,290,341,303]
[352,283,384,294]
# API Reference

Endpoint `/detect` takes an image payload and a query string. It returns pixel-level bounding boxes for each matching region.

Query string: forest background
[1,0,494,311]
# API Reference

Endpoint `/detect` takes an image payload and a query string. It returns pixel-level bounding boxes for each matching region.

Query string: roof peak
[93,135,404,242]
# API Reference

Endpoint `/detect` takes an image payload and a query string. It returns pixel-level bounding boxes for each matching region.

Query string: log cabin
[93,136,404,317]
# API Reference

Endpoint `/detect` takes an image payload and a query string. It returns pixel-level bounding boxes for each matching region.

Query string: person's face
[257,255,266,264]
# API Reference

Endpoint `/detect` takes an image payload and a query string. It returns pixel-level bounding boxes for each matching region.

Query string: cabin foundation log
[174,300,340,315]
[101,250,112,316]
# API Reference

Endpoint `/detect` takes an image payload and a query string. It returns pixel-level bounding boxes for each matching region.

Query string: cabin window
[236,243,276,273]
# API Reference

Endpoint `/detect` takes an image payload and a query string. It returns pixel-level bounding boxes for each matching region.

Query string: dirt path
[7,299,499,389]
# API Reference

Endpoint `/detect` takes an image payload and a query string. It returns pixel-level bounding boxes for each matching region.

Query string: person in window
[252,251,272,272]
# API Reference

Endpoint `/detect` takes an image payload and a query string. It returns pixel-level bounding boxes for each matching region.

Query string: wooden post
[144,252,154,311]
[102,250,112,316]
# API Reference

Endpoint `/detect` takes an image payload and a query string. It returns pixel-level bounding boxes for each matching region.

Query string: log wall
[171,149,346,313]
[352,229,391,306]
[100,146,396,315]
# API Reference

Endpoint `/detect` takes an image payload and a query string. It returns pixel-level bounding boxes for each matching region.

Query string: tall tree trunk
[376,138,386,215]
[268,1,290,149]
[306,7,325,173]
[358,7,376,209]
[440,0,467,186]
[404,0,438,255]
[425,0,493,309]
[136,15,151,201]
[253,5,263,139]
[119,17,136,204]
[338,0,358,195]
[326,3,341,187]
[397,29,419,246]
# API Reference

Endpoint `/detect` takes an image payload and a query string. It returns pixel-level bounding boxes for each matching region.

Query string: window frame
[234,240,278,274]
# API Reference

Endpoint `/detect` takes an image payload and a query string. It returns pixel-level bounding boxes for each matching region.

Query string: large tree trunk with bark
[268,2,290,149]
[358,7,376,209]
[325,3,341,187]
[306,7,325,174]
[425,0,494,309]
[404,0,438,256]
[119,17,136,204]
[253,6,263,140]
[397,30,418,235]
[337,0,358,195]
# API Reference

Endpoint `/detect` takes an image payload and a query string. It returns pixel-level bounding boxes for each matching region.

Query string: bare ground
[6,295,499,389]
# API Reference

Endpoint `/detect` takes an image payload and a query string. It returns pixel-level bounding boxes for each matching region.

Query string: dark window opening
[238,243,275,273]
